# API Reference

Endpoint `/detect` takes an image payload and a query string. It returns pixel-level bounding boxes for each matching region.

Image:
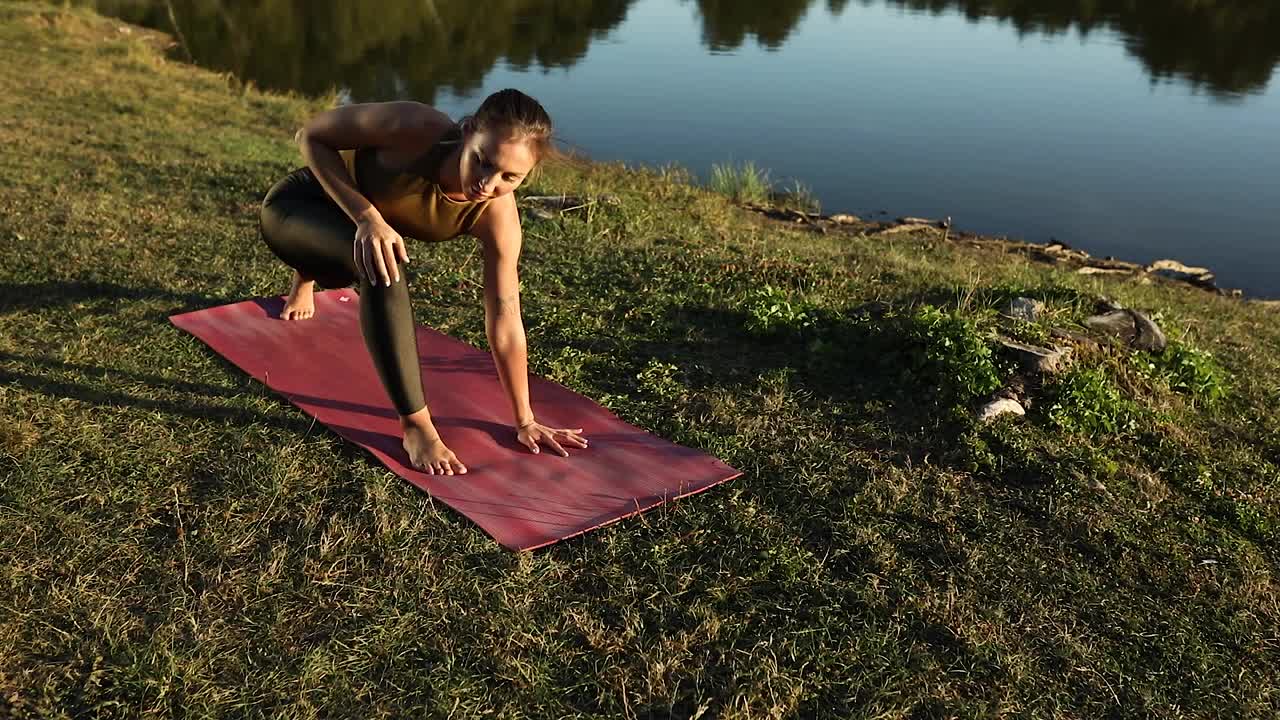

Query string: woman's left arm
[475,196,533,426]
[473,196,587,456]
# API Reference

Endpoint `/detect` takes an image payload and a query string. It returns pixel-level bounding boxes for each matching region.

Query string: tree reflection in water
[883,0,1280,98]
[85,0,1279,99]
[87,0,632,101]
[688,0,816,51]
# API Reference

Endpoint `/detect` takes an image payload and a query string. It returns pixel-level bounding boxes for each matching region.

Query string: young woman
[259,89,588,476]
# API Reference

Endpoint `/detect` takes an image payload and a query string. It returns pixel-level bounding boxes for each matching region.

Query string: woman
[259,89,588,476]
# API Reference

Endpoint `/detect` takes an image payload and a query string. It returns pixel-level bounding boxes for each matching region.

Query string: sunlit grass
[773,178,821,214]
[709,160,771,205]
[709,162,821,214]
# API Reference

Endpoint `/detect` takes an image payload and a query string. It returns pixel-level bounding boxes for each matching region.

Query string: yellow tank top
[338,124,490,242]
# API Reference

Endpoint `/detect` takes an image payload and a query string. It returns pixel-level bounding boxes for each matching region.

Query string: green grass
[709,160,772,205]
[2,3,1280,717]
[708,162,821,214]
[772,178,821,214]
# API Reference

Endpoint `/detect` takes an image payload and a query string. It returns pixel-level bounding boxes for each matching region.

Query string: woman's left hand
[517,421,588,457]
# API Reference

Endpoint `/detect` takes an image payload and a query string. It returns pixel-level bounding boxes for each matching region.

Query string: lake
[83,0,1280,298]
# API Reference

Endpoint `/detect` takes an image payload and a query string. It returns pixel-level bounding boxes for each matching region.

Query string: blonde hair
[460,89,556,163]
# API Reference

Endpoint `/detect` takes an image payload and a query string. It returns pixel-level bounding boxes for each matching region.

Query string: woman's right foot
[281,270,315,320]
[402,424,468,475]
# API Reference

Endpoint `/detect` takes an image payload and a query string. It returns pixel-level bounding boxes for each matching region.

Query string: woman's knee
[256,178,359,289]
[257,199,297,266]
[358,270,413,301]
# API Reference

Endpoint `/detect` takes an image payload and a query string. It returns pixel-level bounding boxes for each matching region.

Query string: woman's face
[459,127,537,201]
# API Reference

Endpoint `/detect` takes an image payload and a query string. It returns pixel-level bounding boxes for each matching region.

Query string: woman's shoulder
[467,191,518,240]
[303,100,454,151]
[378,101,455,145]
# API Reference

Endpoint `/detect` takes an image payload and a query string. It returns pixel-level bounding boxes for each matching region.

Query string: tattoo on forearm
[496,292,520,314]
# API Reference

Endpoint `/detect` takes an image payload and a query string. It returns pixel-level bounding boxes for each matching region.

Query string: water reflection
[886,0,1280,97]
[86,0,633,101]
[82,0,1280,99]
[688,0,818,51]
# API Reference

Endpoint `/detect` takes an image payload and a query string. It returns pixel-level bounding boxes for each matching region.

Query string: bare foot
[403,424,468,475]
[281,270,315,320]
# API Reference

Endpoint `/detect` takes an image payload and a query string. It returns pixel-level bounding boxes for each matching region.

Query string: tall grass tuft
[709,160,772,204]
[773,178,821,214]
[710,163,821,213]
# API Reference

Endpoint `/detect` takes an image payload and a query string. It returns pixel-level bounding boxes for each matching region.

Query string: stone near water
[1085,310,1135,341]
[978,398,1026,422]
[1146,258,1216,288]
[995,335,1072,374]
[1129,310,1167,352]
[1042,242,1087,259]
[876,222,937,236]
[990,375,1032,409]
[1000,297,1044,323]
[1083,309,1167,352]
[829,213,860,224]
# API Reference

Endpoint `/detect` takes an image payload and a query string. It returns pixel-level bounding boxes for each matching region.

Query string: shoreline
[736,202,1280,305]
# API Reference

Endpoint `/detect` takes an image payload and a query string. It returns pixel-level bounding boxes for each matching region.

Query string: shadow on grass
[0,280,328,440]
[0,280,302,426]
[0,279,238,317]
[540,288,1060,565]
[635,303,959,459]
[0,350,313,436]
[0,347,427,555]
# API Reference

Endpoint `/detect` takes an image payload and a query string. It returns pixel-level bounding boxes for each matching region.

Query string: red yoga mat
[169,288,741,550]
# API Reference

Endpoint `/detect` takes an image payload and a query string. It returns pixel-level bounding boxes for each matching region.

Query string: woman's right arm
[296,100,448,223]
[295,101,450,284]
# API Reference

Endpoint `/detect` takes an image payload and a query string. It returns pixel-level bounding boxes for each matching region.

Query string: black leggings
[259,167,425,415]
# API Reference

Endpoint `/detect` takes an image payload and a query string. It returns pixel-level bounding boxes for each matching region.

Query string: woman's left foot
[281,270,315,320]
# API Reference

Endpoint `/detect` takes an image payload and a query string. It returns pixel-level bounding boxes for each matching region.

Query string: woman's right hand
[354,214,410,287]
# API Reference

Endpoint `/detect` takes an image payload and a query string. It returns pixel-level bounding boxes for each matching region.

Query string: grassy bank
[2,4,1278,718]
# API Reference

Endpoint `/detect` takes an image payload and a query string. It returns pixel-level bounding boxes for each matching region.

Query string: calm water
[86,0,1280,297]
